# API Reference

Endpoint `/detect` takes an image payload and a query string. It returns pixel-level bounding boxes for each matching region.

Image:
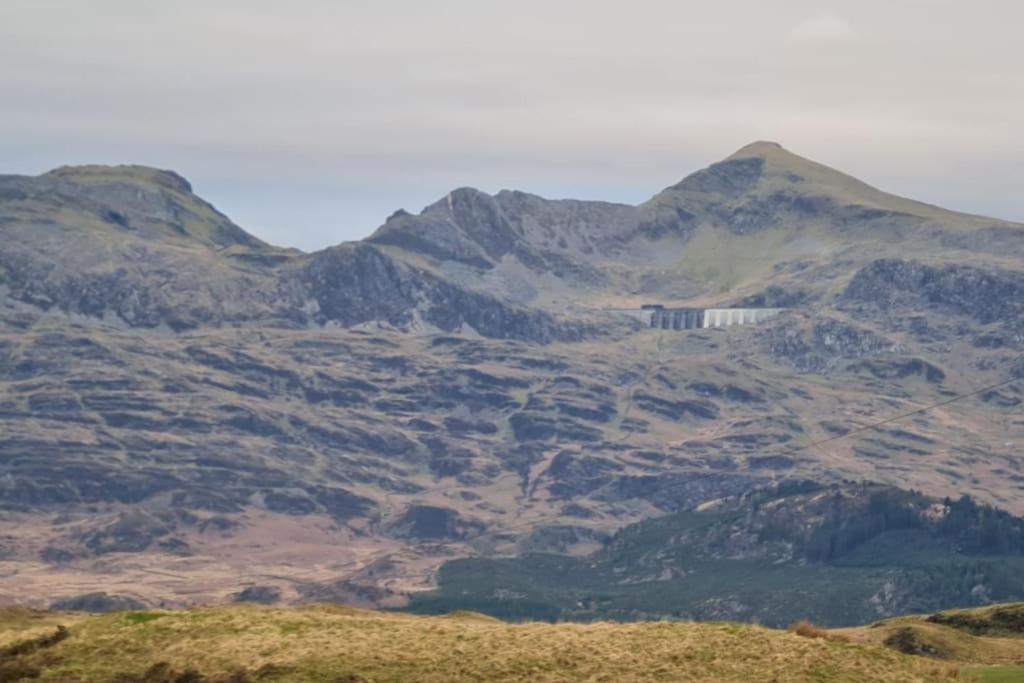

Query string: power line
[409,349,1024,548]
[773,360,1024,461]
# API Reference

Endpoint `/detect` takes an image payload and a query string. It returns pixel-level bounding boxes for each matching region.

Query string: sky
[2,1,1022,251]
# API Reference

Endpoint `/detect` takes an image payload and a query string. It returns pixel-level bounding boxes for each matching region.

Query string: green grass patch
[965,665,1024,683]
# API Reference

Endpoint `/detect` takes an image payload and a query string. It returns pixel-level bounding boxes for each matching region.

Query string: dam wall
[701,308,785,328]
[610,305,785,331]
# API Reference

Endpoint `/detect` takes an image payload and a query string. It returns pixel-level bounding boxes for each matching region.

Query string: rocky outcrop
[758,317,897,374]
[302,242,592,342]
[387,505,484,541]
[49,592,147,613]
[232,586,282,604]
[842,259,1024,335]
[368,188,520,268]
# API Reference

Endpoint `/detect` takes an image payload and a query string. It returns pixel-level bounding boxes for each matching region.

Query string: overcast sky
[2,1,1022,250]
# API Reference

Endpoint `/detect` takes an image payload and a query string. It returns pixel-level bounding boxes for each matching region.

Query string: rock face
[757,317,897,374]
[2,142,1024,614]
[301,243,588,341]
[386,505,484,541]
[842,259,1024,334]
[232,586,282,605]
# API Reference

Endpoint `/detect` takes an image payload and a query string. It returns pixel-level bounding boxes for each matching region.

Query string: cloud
[789,12,859,42]
[0,1,1021,249]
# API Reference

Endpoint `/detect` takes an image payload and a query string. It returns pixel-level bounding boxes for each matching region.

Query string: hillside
[1,142,1023,619]
[0,604,965,682]
[411,482,1024,626]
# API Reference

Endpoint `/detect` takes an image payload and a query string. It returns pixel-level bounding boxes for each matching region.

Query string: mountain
[0,165,586,338]
[369,140,1024,307]
[1,143,1023,620]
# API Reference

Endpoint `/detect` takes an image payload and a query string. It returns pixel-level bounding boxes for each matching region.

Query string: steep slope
[298,242,593,341]
[653,140,1001,229]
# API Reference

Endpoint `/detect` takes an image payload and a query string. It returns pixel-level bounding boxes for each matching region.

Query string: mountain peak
[726,140,787,160]
[650,140,1000,230]
[723,141,816,172]
[661,141,821,199]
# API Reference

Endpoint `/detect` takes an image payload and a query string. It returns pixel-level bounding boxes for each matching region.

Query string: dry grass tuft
[789,620,851,643]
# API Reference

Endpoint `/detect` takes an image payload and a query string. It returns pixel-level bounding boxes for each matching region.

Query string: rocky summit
[1,143,1023,623]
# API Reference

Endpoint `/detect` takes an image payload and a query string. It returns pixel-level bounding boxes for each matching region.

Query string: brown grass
[0,605,969,682]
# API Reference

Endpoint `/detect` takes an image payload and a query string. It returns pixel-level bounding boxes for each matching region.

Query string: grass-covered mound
[847,603,1024,683]
[0,604,961,682]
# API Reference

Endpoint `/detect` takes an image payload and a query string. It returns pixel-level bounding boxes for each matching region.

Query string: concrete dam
[615,305,785,330]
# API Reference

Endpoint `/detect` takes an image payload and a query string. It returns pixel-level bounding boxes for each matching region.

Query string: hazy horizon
[3,0,1022,250]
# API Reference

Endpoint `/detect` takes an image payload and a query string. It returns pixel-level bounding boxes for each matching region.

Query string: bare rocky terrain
[1,142,1022,618]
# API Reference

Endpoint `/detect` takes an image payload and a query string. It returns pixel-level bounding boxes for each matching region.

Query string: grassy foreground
[0,605,966,682]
